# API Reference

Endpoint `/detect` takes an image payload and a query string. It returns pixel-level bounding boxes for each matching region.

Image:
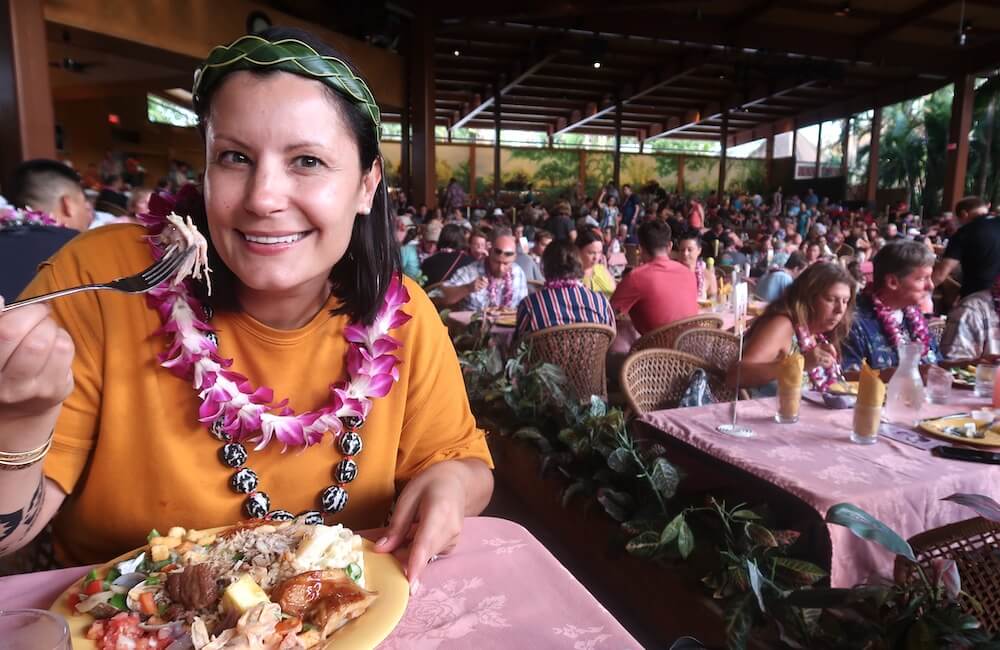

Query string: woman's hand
[804,341,837,372]
[374,459,492,593]
[0,298,75,445]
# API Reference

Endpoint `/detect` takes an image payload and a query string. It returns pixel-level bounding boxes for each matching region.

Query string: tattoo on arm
[0,477,45,552]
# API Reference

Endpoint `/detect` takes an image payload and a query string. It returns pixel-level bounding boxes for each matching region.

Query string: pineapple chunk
[222,574,270,615]
[150,544,170,563]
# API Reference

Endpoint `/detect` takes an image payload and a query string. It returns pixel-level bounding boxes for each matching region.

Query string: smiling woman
[0,27,493,600]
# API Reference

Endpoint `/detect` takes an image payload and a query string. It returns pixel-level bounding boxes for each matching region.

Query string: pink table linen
[0,517,640,649]
[640,395,1000,588]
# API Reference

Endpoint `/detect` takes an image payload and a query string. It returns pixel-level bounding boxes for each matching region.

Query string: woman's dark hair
[574,228,602,250]
[437,223,466,250]
[191,26,397,325]
[542,240,584,280]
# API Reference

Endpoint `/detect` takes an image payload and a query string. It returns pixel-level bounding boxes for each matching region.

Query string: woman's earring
[358,207,371,215]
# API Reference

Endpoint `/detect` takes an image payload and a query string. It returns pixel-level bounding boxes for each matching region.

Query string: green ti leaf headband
[192,35,381,140]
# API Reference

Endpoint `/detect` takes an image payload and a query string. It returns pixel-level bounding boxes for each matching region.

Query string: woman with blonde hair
[727,262,857,393]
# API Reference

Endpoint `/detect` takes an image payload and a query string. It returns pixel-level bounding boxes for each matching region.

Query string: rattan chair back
[524,323,616,400]
[631,314,725,352]
[620,349,734,415]
[894,516,1000,634]
[675,328,742,375]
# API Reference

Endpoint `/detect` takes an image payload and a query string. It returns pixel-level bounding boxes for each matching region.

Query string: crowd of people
[388,180,1000,390]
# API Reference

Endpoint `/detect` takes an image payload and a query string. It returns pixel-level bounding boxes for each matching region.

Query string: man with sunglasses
[439,228,528,311]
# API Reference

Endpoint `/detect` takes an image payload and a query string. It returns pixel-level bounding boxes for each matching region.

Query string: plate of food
[827,381,859,396]
[51,519,409,649]
[483,308,517,328]
[950,365,977,389]
[918,414,1000,448]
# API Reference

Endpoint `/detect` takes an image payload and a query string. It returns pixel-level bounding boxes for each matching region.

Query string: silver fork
[2,245,194,312]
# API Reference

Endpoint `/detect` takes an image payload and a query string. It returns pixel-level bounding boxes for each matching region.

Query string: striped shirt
[515,282,616,337]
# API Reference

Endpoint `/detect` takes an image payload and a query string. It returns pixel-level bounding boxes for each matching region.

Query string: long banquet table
[0,517,641,649]
[639,395,1000,588]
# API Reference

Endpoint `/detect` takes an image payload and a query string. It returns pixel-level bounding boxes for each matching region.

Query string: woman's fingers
[375,489,420,554]
[404,503,461,590]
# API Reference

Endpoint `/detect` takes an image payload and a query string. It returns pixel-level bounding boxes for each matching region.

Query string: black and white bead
[341,415,364,430]
[299,510,324,525]
[230,468,258,494]
[205,332,219,347]
[320,485,349,513]
[244,492,270,519]
[202,304,214,321]
[339,431,363,457]
[210,419,230,442]
[334,459,358,484]
[219,443,247,468]
[266,510,295,521]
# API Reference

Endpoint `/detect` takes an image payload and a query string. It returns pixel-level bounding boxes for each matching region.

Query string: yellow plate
[50,528,409,649]
[918,416,1000,448]
[828,381,859,395]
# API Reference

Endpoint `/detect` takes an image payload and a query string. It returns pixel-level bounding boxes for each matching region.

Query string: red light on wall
[108,113,120,125]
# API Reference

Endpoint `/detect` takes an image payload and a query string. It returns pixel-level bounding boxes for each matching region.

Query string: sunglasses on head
[491,247,516,258]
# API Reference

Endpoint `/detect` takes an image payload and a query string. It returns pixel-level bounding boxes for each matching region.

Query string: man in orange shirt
[611,220,698,335]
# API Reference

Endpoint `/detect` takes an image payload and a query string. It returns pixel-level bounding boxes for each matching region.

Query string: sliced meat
[165,564,219,610]
[271,569,377,635]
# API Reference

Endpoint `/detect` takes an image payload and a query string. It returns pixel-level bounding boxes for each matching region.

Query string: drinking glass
[775,386,801,424]
[851,403,882,445]
[925,365,953,404]
[0,609,71,650]
[975,364,997,399]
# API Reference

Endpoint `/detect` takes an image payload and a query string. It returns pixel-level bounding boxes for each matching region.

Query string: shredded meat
[165,563,219,610]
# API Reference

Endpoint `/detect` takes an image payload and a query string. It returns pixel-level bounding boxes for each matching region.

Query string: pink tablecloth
[641,395,1000,588]
[0,517,640,649]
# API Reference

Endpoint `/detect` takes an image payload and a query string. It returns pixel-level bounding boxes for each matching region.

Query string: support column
[493,87,501,197]
[612,100,623,188]
[0,0,56,187]
[765,134,774,190]
[866,107,882,206]
[791,122,798,180]
[400,64,411,198]
[718,111,729,195]
[814,121,823,179]
[468,144,476,198]
[409,10,436,208]
[943,74,975,211]
[841,117,850,199]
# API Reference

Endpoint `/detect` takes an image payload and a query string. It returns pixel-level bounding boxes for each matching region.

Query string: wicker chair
[620,349,735,415]
[631,314,724,352]
[524,323,616,400]
[674,328,742,375]
[893,517,1000,634]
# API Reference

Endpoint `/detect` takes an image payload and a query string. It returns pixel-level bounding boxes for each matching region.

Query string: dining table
[446,310,517,350]
[0,516,642,649]
[639,393,1000,588]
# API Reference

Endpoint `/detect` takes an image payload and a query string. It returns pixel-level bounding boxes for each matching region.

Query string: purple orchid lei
[544,278,582,290]
[0,205,59,227]
[870,289,931,358]
[794,325,842,392]
[486,270,514,308]
[141,190,411,452]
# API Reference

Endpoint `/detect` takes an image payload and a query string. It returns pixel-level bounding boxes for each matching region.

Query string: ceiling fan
[49,57,103,73]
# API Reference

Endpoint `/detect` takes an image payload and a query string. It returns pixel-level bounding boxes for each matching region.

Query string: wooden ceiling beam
[553,53,708,136]
[857,0,954,45]
[727,76,949,146]
[450,43,559,131]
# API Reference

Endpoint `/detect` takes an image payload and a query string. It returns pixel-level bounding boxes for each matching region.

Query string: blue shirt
[755,269,793,303]
[843,293,939,371]
[515,282,615,337]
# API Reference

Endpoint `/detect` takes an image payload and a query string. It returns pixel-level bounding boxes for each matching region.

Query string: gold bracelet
[0,434,54,471]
